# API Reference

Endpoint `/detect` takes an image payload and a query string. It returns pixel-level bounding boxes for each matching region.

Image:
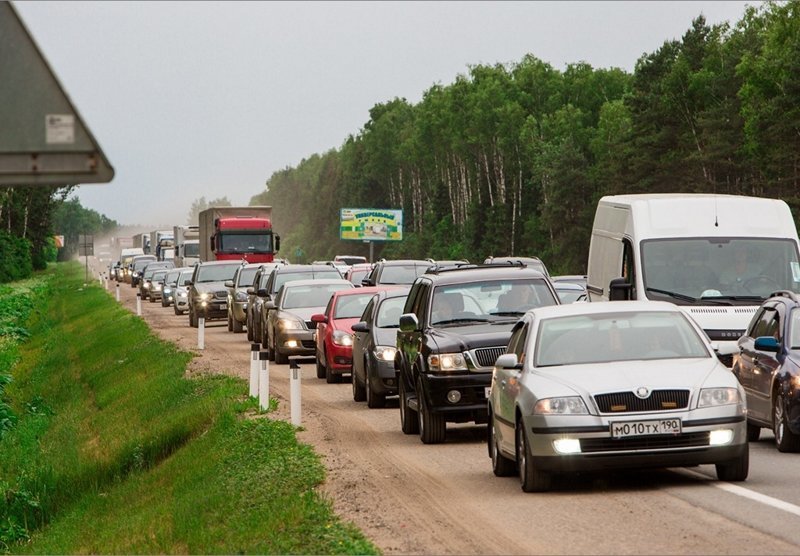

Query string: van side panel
[587,203,629,301]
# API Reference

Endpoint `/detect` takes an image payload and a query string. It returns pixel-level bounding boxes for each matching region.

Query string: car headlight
[374,346,396,361]
[154,284,161,291]
[698,387,740,408]
[332,329,353,347]
[534,396,589,415]
[278,318,304,330]
[428,353,467,371]
[235,291,248,302]
[178,291,187,298]
[143,283,150,289]
[163,287,172,294]
[199,292,210,301]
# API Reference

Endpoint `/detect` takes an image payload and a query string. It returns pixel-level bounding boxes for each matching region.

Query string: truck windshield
[184,242,200,257]
[218,233,272,254]
[641,238,800,303]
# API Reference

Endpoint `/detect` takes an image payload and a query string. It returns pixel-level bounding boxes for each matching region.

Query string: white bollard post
[290,359,301,426]
[99,275,103,286]
[115,283,120,302]
[258,351,270,411]
[136,293,142,316]
[198,317,205,350]
[249,343,260,398]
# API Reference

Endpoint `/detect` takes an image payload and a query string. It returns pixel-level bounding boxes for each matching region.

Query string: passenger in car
[432,292,464,323]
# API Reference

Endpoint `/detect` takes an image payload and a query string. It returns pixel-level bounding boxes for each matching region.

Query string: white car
[171,267,194,316]
[488,300,748,492]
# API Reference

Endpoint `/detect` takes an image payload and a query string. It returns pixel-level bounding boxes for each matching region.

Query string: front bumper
[418,371,491,423]
[326,342,353,374]
[275,329,315,356]
[522,411,747,472]
[371,357,398,395]
[194,299,227,320]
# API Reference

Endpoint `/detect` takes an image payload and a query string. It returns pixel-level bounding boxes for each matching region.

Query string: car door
[738,304,779,422]
[751,304,783,420]
[316,296,334,363]
[352,296,376,383]
[493,321,529,451]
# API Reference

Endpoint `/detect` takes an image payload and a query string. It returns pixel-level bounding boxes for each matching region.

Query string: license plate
[220,303,227,310]
[611,418,681,438]
[484,386,491,398]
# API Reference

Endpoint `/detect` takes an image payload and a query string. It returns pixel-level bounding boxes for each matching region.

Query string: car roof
[377,259,431,266]
[530,300,685,320]
[421,265,549,285]
[282,278,352,288]
[331,285,403,298]
[197,260,244,266]
[274,264,341,273]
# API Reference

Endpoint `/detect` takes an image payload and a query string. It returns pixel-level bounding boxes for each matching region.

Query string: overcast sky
[15,1,756,227]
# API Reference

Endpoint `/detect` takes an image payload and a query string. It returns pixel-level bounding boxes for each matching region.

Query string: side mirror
[185,280,193,286]
[495,353,521,369]
[362,277,375,287]
[608,277,632,301]
[399,313,419,333]
[311,313,327,324]
[351,321,369,333]
[754,336,780,352]
[265,300,276,310]
[224,280,234,288]
[275,234,280,252]
[246,287,255,295]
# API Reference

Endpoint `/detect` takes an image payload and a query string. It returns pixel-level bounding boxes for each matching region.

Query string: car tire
[517,419,551,492]
[715,446,749,482]
[489,411,516,477]
[316,352,326,379]
[366,361,386,409]
[773,393,800,452]
[417,377,446,444]
[161,297,168,307]
[325,350,337,384]
[227,314,233,332]
[746,422,761,442]
[246,317,254,341]
[274,339,288,364]
[232,316,243,333]
[352,370,366,401]
[149,295,156,303]
[189,308,198,328]
[399,377,419,435]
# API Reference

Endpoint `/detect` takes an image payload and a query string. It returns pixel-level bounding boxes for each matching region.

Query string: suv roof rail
[768,290,800,303]
[424,262,525,275]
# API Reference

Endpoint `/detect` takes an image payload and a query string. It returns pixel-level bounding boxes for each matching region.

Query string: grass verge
[0,263,377,554]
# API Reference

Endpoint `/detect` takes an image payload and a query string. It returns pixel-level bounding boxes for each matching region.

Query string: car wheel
[174,305,181,316]
[715,446,749,482]
[227,314,233,332]
[773,393,800,452]
[352,370,366,401]
[366,360,386,409]
[517,418,551,492]
[417,377,446,444]
[149,295,156,303]
[316,351,326,379]
[189,308,198,328]
[246,316,254,341]
[232,316,243,333]
[399,377,419,435]
[161,297,168,307]
[274,342,288,365]
[746,422,761,442]
[325,350,337,384]
[489,410,516,477]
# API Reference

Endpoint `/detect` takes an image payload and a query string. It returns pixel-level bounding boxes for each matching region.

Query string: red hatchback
[312,286,396,383]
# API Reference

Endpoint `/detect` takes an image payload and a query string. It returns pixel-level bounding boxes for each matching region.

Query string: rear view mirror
[608,277,632,301]
[399,313,419,333]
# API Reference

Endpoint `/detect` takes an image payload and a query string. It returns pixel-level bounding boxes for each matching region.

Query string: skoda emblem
[635,387,650,399]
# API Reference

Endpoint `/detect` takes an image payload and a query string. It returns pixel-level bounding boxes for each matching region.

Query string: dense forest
[252,2,800,275]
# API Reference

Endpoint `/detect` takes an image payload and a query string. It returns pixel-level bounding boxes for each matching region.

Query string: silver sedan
[488,300,748,492]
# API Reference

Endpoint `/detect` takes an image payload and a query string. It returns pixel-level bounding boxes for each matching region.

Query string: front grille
[306,321,317,330]
[705,329,745,341]
[580,432,709,453]
[594,390,690,413]
[301,340,315,349]
[214,290,227,299]
[474,347,506,367]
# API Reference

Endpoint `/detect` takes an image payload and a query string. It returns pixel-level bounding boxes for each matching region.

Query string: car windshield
[376,296,406,328]
[641,238,800,303]
[152,270,168,281]
[334,293,374,319]
[282,284,352,309]
[349,270,369,285]
[164,270,180,284]
[535,311,710,367]
[218,232,272,254]
[237,267,259,287]
[195,264,241,283]
[379,265,426,285]
[431,279,558,325]
[133,257,156,270]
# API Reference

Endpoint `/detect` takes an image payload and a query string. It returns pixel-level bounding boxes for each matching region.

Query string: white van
[586,194,800,364]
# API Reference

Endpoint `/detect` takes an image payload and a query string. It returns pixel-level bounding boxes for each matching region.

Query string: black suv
[361,259,431,286]
[395,264,559,444]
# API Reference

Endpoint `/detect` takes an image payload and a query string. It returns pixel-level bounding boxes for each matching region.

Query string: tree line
[252,2,800,275]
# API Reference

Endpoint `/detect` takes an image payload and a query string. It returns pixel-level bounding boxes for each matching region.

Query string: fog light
[553,438,581,454]
[284,340,299,348]
[201,301,207,307]
[709,429,734,446]
[446,390,461,403]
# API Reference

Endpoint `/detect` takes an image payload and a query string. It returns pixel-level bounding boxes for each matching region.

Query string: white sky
[14,1,756,227]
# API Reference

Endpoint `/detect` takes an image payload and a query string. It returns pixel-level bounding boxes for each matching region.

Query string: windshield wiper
[433,317,490,326]
[704,295,763,301]
[490,311,526,316]
[647,287,730,305]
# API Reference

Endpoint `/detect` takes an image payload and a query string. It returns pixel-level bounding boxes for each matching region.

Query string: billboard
[340,208,403,241]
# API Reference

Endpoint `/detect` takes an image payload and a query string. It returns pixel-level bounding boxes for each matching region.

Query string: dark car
[246,263,284,343]
[395,264,560,444]
[264,278,353,364]
[129,255,157,287]
[484,256,550,278]
[258,264,344,356]
[733,290,800,451]
[361,259,431,287]
[351,287,410,407]
[138,261,174,300]
[225,263,262,334]
[187,260,243,328]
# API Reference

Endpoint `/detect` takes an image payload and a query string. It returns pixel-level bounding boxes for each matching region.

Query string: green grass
[0,263,377,554]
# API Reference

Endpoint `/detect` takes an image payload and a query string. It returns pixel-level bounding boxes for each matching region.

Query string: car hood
[332,317,360,332]
[279,306,325,322]
[532,357,733,396]
[430,322,515,352]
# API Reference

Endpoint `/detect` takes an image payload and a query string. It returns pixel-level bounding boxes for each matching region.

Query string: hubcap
[775,399,785,444]
[517,426,527,483]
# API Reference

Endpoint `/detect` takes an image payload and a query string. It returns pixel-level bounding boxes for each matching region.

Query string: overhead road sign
[0,2,114,186]
[340,208,403,241]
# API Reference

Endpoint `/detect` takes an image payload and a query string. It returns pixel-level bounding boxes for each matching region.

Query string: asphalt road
[95,263,800,554]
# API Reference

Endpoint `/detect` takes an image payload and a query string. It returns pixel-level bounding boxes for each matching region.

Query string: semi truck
[174,225,200,267]
[149,230,174,261]
[198,206,279,263]
[132,233,151,255]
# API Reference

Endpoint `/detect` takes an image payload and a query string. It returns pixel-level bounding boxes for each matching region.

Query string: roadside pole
[115,283,120,302]
[289,358,301,426]
[249,343,260,397]
[258,351,269,411]
[136,293,141,316]
[198,317,205,350]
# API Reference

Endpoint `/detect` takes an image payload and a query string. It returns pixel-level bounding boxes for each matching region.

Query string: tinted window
[431,279,558,325]
[334,293,375,319]
[379,265,427,285]
[376,296,406,328]
[195,264,241,283]
[237,267,259,287]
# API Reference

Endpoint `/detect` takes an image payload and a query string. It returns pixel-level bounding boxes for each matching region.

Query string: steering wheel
[743,275,782,295]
